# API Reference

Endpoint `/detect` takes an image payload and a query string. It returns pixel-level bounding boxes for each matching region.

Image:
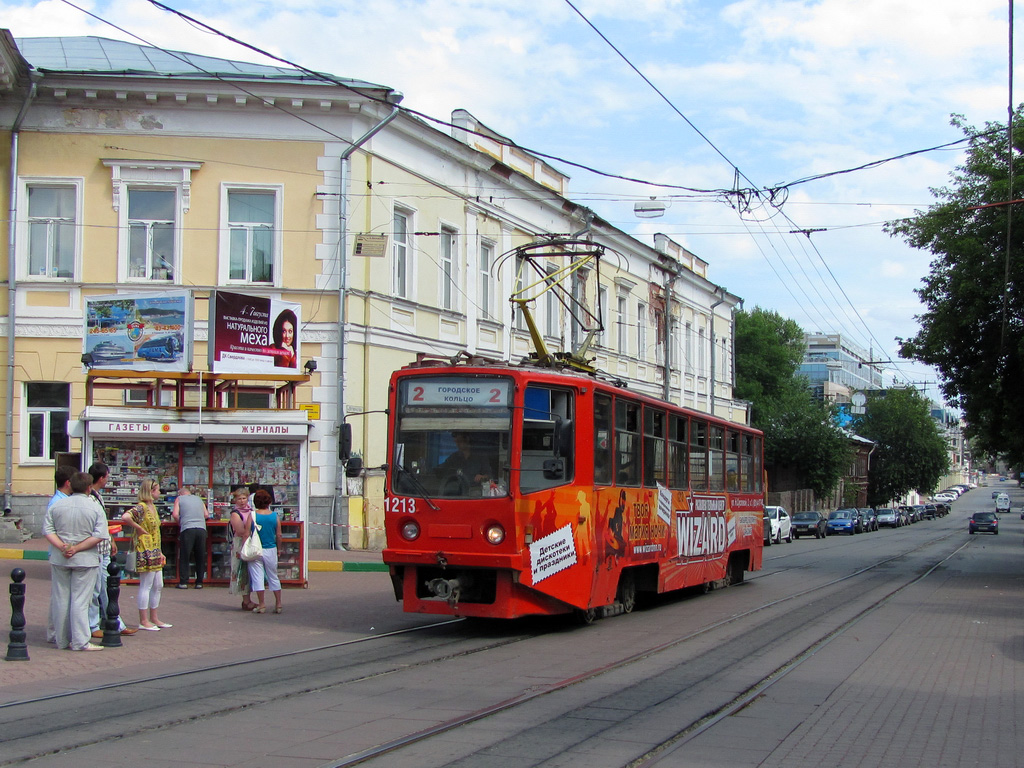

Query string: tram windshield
[392,376,513,498]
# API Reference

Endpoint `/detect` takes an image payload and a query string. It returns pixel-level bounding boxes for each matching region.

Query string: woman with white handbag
[245,489,283,614]
[228,487,255,611]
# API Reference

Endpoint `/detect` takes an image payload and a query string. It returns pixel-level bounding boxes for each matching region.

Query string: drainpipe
[334,92,402,546]
[4,73,39,511]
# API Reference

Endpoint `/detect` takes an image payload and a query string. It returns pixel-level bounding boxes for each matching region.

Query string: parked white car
[763,505,792,546]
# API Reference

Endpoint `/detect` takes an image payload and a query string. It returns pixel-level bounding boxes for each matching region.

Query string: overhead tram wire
[561,0,924,374]
[561,0,937,378]
[72,0,954,377]
[139,0,983,216]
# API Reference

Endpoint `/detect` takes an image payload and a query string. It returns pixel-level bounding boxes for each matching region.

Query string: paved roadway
[654,485,1024,768]
[1,484,1021,768]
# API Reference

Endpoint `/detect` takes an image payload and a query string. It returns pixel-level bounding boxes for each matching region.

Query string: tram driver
[439,432,495,496]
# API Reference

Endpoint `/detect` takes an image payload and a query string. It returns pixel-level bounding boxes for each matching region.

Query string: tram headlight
[400,520,420,541]
[485,524,505,545]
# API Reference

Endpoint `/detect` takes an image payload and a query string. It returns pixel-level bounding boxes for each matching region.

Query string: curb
[0,548,389,572]
[0,548,47,561]
[308,561,389,572]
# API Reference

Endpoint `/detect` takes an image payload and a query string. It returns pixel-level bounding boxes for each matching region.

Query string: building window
[617,295,628,354]
[544,264,559,338]
[127,189,176,280]
[26,382,70,460]
[479,241,495,320]
[103,159,200,284]
[26,184,77,279]
[514,255,528,331]
[637,303,647,361]
[597,285,609,347]
[439,226,458,310]
[226,189,277,284]
[392,208,412,299]
[698,327,707,377]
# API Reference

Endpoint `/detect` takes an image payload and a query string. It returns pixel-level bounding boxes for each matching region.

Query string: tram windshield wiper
[393,464,440,510]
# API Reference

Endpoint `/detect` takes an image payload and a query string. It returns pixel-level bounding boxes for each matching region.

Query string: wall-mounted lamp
[303,359,318,375]
[194,435,205,447]
[81,353,94,367]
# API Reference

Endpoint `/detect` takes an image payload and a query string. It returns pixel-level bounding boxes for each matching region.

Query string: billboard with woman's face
[209,290,301,374]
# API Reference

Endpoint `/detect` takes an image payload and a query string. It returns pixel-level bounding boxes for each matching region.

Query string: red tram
[382,356,764,620]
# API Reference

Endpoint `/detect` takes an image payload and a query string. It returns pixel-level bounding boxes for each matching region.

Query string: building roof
[15,36,388,91]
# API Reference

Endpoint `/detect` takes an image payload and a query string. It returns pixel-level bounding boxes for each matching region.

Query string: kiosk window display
[95,439,307,587]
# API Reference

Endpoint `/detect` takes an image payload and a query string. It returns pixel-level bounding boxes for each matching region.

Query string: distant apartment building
[799,333,884,403]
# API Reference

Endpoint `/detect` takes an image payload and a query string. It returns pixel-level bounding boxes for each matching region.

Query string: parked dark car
[827,508,861,535]
[923,504,937,520]
[859,508,878,532]
[933,503,949,517]
[968,511,999,535]
[791,511,827,539]
[875,508,900,528]
[910,505,926,522]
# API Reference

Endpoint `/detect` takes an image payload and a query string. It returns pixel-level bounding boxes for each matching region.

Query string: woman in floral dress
[228,486,255,611]
[120,478,170,631]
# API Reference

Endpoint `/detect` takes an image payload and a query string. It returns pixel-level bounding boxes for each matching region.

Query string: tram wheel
[574,607,597,625]
[617,572,637,613]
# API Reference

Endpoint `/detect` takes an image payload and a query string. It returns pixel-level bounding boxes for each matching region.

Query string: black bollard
[5,568,29,661]
[101,560,122,648]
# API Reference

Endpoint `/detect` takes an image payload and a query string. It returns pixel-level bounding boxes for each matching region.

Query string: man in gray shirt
[43,471,108,651]
[172,486,211,589]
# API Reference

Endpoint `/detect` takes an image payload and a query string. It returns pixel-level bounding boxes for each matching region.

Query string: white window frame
[637,302,647,361]
[23,382,70,464]
[544,264,559,338]
[439,224,459,311]
[685,322,694,373]
[597,285,609,347]
[617,295,628,354]
[103,159,200,284]
[16,177,84,281]
[479,239,496,320]
[699,327,707,377]
[218,184,283,287]
[392,206,414,299]
[514,255,528,331]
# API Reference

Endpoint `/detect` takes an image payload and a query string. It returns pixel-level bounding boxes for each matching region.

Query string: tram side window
[709,426,725,491]
[615,399,641,486]
[643,408,667,487]
[668,414,687,490]
[689,419,708,490]
[753,436,764,492]
[726,430,740,492]
[742,434,755,492]
[594,394,613,485]
[520,385,574,493]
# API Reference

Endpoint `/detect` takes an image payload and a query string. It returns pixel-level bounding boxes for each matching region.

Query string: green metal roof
[16,36,387,91]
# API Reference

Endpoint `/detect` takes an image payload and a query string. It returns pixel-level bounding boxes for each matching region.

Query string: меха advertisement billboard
[209,290,301,374]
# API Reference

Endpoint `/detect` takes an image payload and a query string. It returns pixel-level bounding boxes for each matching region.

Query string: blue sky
[4,0,1018,401]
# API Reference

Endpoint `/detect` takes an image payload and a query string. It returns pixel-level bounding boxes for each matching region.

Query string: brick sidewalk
[0,542,399,698]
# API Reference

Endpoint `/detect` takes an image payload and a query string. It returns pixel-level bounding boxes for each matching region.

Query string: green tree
[735,308,851,499]
[853,387,950,506]
[733,307,805,423]
[887,111,1024,465]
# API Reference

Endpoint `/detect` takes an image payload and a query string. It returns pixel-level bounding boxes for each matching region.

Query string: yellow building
[1,33,747,551]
